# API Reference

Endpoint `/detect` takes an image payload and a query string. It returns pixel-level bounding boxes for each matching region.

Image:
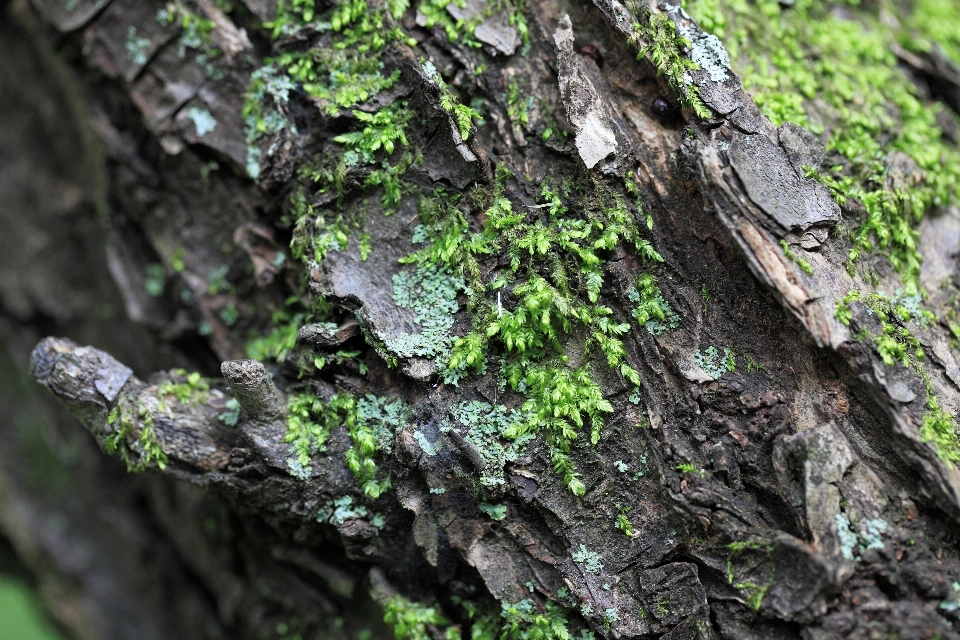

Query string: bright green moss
[424,172,659,494]
[629,10,712,118]
[284,390,407,494]
[506,80,532,127]
[106,369,211,471]
[157,370,211,408]
[417,0,529,50]
[244,0,413,191]
[246,307,310,363]
[835,288,960,462]
[900,0,960,66]
[106,397,168,472]
[726,540,774,611]
[383,595,452,640]
[499,599,584,640]
[285,392,344,471]
[424,61,483,141]
[779,239,813,275]
[615,506,635,537]
[629,273,680,335]
[383,592,588,640]
[683,0,960,290]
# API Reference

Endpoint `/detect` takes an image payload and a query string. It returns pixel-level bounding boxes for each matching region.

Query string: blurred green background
[0,575,64,640]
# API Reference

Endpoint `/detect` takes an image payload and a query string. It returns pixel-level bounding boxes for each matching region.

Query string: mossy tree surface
[8,0,960,639]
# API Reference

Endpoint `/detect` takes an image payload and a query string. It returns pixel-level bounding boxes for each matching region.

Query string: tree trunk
[5,0,960,638]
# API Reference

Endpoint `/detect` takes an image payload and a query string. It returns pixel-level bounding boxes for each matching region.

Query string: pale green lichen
[317,495,385,530]
[388,264,464,360]
[125,26,152,65]
[572,544,604,574]
[187,106,217,137]
[479,502,507,520]
[835,513,888,561]
[413,429,438,456]
[695,345,735,378]
[448,400,533,488]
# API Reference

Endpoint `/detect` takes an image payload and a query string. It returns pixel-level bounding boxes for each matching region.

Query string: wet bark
[4,0,960,639]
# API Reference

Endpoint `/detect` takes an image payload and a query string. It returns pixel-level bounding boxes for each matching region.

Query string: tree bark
[4,0,960,639]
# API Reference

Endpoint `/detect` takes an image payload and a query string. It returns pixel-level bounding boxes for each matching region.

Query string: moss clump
[245,297,333,364]
[683,0,960,290]
[244,0,414,192]
[416,0,529,50]
[382,590,591,640]
[383,595,452,640]
[726,540,774,611]
[106,397,168,472]
[779,239,813,275]
[629,9,712,118]
[835,289,960,463]
[157,370,211,408]
[629,273,680,335]
[282,390,407,492]
[900,0,960,66]
[414,170,660,494]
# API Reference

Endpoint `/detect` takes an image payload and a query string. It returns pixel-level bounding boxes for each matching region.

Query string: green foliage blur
[0,575,64,640]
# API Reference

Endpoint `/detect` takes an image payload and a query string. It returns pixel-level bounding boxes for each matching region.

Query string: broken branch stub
[220,359,285,421]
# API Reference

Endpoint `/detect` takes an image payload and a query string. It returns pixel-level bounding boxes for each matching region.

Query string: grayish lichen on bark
[4,0,960,638]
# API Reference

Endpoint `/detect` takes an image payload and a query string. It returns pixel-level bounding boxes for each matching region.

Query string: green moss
[246,308,307,363]
[683,0,960,290]
[615,505,635,537]
[244,0,413,192]
[416,0,529,50]
[900,0,960,67]
[424,61,483,141]
[676,461,704,477]
[629,9,712,118]
[421,172,659,494]
[779,239,813,275]
[217,398,241,426]
[105,396,168,472]
[920,398,960,465]
[285,392,346,470]
[726,540,775,611]
[629,273,680,335]
[506,80,532,127]
[383,595,452,640]
[157,370,211,408]
[500,599,584,640]
[836,288,960,463]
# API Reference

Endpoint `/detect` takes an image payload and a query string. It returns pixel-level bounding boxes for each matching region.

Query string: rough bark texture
[5,0,960,639]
